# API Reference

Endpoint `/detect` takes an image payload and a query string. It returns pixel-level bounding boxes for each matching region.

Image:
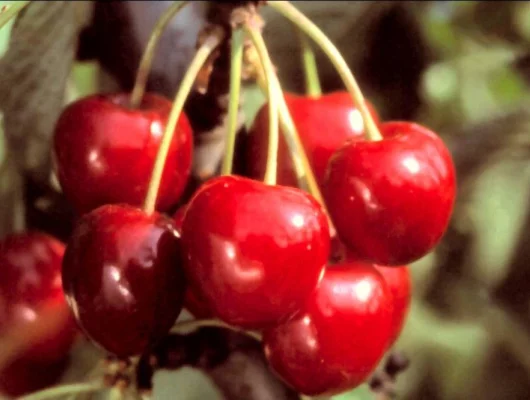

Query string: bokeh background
[0,1,530,399]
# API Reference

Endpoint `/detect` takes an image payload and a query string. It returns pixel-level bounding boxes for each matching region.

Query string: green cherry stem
[268,1,382,141]
[143,32,223,214]
[220,28,244,176]
[129,1,189,109]
[0,1,30,30]
[296,27,321,98]
[244,25,279,186]
[19,383,104,400]
[252,51,336,234]
[272,76,335,234]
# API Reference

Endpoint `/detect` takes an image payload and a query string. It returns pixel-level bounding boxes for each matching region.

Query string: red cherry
[246,91,380,188]
[62,204,186,357]
[263,264,393,396]
[172,204,213,319]
[181,175,330,329]
[53,93,193,214]
[0,232,76,364]
[325,121,456,265]
[0,357,69,397]
[373,265,411,346]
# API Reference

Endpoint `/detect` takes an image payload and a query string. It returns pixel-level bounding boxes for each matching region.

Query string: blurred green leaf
[332,385,373,400]
[489,67,529,105]
[71,61,100,100]
[242,83,266,129]
[0,1,16,57]
[514,2,530,42]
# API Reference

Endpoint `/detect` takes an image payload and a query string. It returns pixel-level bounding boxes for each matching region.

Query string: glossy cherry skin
[325,121,456,266]
[0,232,76,364]
[374,265,411,346]
[181,175,330,329]
[246,91,380,188]
[263,264,393,396]
[53,93,193,214]
[62,204,186,357]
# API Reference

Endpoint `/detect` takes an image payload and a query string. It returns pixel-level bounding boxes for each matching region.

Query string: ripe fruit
[246,91,380,188]
[0,232,76,397]
[374,265,411,346]
[325,121,456,265]
[181,175,330,329]
[263,264,393,396]
[53,93,193,214]
[62,204,186,357]
[329,239,412,345]
[0,232,76,364]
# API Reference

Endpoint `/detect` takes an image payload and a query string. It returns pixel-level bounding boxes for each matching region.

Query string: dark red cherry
[53,93,193,214]
[325,121,456,265]
[0,232,76,364]
[374,265,411,346]
[62,204,186,357]
[263,264,393,396]
[181,175,330,329]
[0,356,69,397]
[246,91,380,188]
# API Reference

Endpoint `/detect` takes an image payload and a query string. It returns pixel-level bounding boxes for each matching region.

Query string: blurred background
[0,1,530,399]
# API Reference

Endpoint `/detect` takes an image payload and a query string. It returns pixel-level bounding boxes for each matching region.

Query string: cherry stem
[129,1,189,109]
[272,76,336,235]
[244,25,279,186]
[220,28,244,176]
[268,1,382,142]
[143,33,223,214]
[296,27,321,98]
[252,55,336,235]
[0,0,30,30]
[19,383,104,400]
[171,318,262,341]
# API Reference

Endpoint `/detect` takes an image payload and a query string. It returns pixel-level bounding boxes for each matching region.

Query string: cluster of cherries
[0,86,455,397]
[0,3,456,396]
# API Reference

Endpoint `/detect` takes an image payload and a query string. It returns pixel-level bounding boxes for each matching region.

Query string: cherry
[325,121,456,266]
[374,265,411,346]
[263,263,393,396]
[329,238,411,345]
[0,232,76,364]
[0,232,77,397]
[62,204,186,357]
[181,175,330,329]
[53,93,193,214]
[245,91,380,188]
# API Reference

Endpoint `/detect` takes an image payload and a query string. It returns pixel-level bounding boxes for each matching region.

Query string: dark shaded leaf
[0,1,92,183]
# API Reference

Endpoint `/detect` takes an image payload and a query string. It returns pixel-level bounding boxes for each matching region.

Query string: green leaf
[332,385,373,400]
[0,1,92,183]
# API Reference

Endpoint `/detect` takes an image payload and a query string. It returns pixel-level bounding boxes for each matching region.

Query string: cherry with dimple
[53,93,193,215]
[325,121,456,266]
[62,204,186,357]
[181,175,330,329]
